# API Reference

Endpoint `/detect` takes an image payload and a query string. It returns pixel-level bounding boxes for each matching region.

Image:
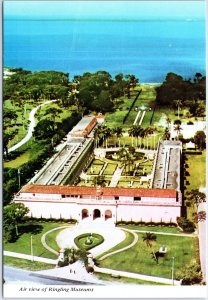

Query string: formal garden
[77,148,155,188]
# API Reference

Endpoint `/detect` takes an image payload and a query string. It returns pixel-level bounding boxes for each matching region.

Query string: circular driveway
[56,218,126,257]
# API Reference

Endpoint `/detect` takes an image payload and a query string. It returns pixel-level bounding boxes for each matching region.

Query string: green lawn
[45,226,71,253]
[96,230,134,259]
[105,84,158,129]
[185,151,206,190]
[118,225,181,233]
[95,272,169,285]
[184,151,206,220]
[103,164,117,175]
[4,222,69,259]
[99,233,197,279]
[4,140,48,169]
[4,256,55,271]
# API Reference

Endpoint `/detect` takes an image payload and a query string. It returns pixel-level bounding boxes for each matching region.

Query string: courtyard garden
[77,148,155,188]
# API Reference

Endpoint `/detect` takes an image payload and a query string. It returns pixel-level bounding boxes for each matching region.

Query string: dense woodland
[156,72,206,117]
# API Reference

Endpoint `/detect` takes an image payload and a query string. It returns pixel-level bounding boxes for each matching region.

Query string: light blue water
[4,18,205,82]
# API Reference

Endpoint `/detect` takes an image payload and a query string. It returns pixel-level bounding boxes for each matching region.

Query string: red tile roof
[20,185,176,198]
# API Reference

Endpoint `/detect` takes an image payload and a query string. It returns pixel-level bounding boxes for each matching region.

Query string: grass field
[184,150,206,220]
[96,230,134,259]
[99,233,197,279]
[4,222,69,259]
[105,85,158,129]
[185,151,206,191]
[95,272,169,285]
[4,256,54,271]
[4,139,48,169]
[117,225,181,233]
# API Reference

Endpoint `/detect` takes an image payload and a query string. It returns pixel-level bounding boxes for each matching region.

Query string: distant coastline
[5,16,204,22]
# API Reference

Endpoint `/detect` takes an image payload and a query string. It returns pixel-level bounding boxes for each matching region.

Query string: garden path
[56,219,126,258]
[109,166,123,187]
[98,228,138,260]
[8,100,57,153]
[132,229,196,237]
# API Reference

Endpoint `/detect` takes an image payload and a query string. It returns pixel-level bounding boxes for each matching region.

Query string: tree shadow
[19,224,43,235]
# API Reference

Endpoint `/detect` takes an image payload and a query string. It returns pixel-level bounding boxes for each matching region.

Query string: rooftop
[20,184,177,198]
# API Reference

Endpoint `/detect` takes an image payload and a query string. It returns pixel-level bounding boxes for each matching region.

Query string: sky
[4,0,206,19]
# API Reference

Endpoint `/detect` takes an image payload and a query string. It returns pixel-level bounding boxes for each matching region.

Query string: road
[8,100,57,153]
[4,266,87,285]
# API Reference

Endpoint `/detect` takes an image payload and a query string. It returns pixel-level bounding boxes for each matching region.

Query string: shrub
[177,217,195,233]
[86,266,94,273]
[57,259,68,267]
[187,121,194,125]
[174,119,181,125]
[176,263,202,285]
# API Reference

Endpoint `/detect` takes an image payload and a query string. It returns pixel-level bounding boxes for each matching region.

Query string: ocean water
[4,18,205,82]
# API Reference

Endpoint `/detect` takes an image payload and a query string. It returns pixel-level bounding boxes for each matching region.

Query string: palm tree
[142,232,157,248]
[175,100,182,119]
[128,125,142,147]
[164,127,171,140]
[93,175,107,187]
[117,147,134,175]
[139,128,147,149]
[166,117,171,129]
[113,127,123,147]
[102,125,112,148]
[174,124,182,138]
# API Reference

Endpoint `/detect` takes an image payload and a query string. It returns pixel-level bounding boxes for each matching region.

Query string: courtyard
[77,148,155,189]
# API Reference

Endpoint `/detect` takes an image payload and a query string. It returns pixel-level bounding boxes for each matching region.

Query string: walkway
[99,229,138,260]
[138,110,146,125]
[41,225,71,256]
[8,100,57,153]
[109,166,123,187]
[4,251,57,265]
[34,261,104,285]
[197,202,206,282]
[56,219,126,258]
[132,229,196,238]
[133,110,141,125]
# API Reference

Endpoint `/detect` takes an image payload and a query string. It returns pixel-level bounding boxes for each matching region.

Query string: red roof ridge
[20,184,176,198]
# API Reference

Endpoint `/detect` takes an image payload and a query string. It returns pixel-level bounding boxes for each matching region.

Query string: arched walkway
[93,209,101,220]
[82,209,89,219]
[105,210,112,220]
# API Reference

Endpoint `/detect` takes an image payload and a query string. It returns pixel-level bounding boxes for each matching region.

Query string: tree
[164,127,171,140]
[33,119,55,139]
[174,100,182,119]
[113,127,123,147]
[194,131,206,150]
[194,72,202,83]
[93,175,107,187]
[128,125,142,147]
[44,107,62,130]
[186,189,206,208]
[3,202,29,241]
[142,232,157,248]
[177,217,195,233]
[176,263,202,285]
[192,211,206,223]
[174,124,182,138]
